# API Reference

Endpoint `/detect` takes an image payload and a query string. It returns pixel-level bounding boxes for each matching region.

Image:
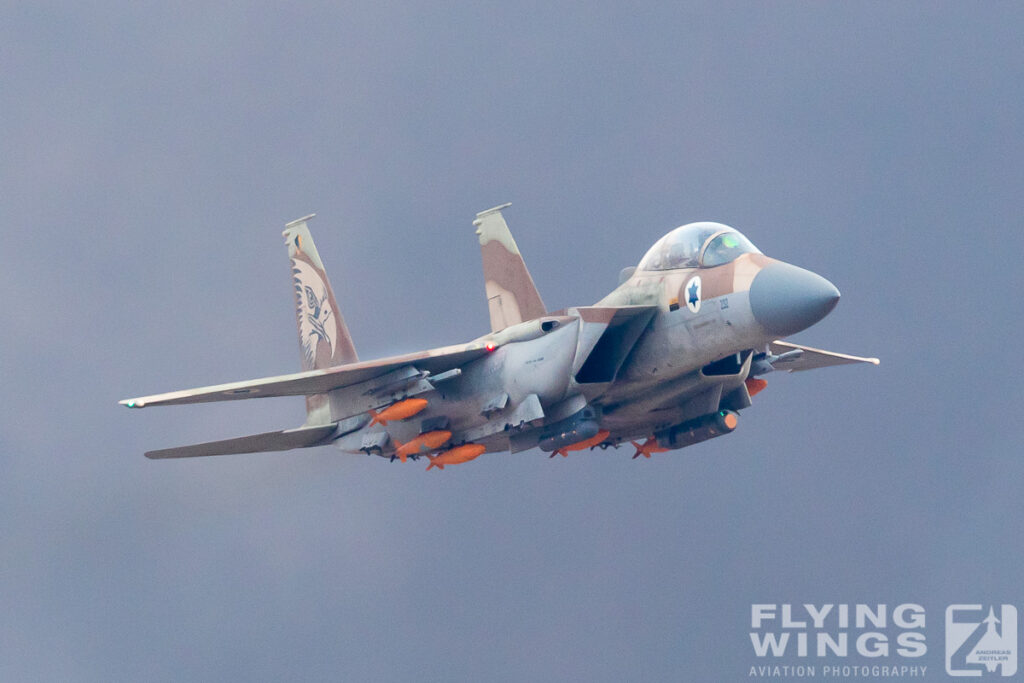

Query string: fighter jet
[121,204,878,468]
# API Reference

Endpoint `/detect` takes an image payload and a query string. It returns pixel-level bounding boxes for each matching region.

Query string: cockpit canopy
[637,222,761,271]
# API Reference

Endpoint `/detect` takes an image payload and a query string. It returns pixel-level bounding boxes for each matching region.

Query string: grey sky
[2,2,1022,680]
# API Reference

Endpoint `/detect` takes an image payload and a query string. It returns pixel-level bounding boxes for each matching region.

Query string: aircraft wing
[120,343,490,408]
[145,423,339,459]
[768,340,879,372]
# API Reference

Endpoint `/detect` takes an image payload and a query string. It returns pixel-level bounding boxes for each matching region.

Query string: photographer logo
[946,604,1017,677]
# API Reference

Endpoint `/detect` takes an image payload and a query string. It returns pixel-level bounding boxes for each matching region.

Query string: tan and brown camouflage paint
[600,252,775,308]
[474,205,546,332]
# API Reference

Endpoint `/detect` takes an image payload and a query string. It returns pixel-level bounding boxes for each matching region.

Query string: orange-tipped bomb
[551,430,611,458]
[369,398,428,426]
[426,443,486,471]
[630,437,668,459]
[745,378,767,398]
[392,430,452,463]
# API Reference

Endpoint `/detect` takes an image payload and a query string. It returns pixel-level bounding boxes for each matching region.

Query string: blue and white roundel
[685,275,702,313]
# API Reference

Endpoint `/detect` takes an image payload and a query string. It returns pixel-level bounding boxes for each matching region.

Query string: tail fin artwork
[473,203,546,333]
[283,214,358,424]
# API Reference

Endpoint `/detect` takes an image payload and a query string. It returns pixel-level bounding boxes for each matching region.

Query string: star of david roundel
[685,275,702,313]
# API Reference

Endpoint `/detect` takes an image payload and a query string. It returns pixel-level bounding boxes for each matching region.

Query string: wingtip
[120,399,145,408]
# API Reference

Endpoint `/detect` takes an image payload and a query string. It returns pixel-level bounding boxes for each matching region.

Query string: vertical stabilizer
[474,203,547,332]
[283,215,358,423]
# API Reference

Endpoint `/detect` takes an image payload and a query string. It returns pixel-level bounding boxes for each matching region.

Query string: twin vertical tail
[283,215,359,424]
[474,203,546,333]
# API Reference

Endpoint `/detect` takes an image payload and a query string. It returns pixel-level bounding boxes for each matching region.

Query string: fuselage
[334,222,840,459]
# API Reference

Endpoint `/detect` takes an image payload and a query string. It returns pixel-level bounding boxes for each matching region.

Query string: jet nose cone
[749,262,840,337]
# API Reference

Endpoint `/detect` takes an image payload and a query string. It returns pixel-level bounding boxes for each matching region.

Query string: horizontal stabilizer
[769,341,879,372]
[145,423,338,459]
[120,343,489,409]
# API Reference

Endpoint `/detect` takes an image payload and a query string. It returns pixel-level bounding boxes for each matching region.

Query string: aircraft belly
[334,325,577,457]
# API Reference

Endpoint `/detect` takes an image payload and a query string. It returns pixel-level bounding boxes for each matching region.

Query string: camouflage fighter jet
[121,204,878,468]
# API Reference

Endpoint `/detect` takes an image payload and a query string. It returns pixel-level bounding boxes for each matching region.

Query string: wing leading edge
[120,343,490,409]
[768,340,879,372]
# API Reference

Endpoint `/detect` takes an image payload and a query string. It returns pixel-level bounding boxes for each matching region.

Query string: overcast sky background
[2,3,1022,681]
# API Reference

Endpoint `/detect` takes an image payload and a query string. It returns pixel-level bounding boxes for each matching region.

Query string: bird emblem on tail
[292,258,337,369]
